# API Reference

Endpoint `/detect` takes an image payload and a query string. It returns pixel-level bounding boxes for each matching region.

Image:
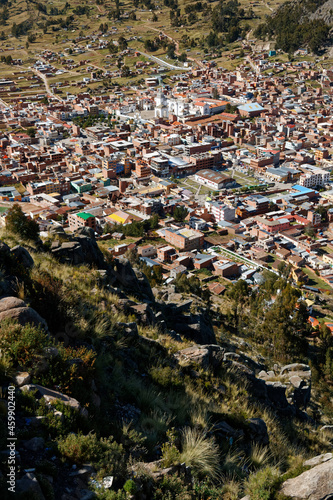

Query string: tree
[304,224,315,239]
[173,206,188,222]
[212,87,219,99]
[167,43,176,59]
[26,127,36,138]
[6,204,40,241]
[118,36,128,51]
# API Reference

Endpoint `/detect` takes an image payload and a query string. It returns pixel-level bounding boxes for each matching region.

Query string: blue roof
[237,102,264,112]
[292,184,317,194]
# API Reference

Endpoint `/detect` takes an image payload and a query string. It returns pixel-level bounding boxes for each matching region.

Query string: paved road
[137,50,191,71]
[32,69,63,102]
[0,97,9,108]
[246,55,259,74]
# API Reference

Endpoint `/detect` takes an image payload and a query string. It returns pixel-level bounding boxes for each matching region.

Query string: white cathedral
[154,90,210,119]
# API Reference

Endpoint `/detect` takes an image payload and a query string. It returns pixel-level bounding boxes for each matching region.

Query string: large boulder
[279,456,333,500]
[111,257,153,300]
[265,381,289,409]
[23,436,45,452]
[174,312,216,345]
[16,473,45,500]
[10,245,34,269]
[175,344,224,370]
[51,231,104,267]
[0,241,10,265]
[0,297,48,330]
[247,418,269,446]
[20,384,87,416]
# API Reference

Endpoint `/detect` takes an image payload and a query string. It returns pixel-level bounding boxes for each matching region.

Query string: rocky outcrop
[15,372,31,386]
[173,312,216,345]
[21,384,87,417]
[51,234,105,268]
[280,454,333,500]
[110,257,154,300]
[0,241,10,265]
[175,344,224,370]
[0,296,48,330]
[16,473,45,500]
[247,418,269,445]
[10,245,34,269]
[258,363,311,411]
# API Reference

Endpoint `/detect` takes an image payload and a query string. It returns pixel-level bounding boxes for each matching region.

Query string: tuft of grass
[180,427,221,480]
[249,443,272,471]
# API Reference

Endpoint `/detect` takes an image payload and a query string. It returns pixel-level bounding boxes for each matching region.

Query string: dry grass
[180,427,221,480]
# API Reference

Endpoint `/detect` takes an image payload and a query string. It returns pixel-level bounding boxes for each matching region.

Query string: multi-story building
[135,159,151,179]
[68,212,96,232]
[27,181,55,196]
[209,201,235,222]
[150,157,169,177]
[299,165,329,187]
[164,227,204,251]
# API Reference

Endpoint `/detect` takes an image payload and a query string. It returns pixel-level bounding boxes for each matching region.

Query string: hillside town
[1,44,333,333]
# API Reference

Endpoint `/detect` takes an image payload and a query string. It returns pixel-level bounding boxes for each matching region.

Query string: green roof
[77,212,94,220]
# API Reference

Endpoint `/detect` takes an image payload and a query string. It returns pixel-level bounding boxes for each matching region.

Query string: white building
[208,201,235,222]
[187,216,207,230]
[194,169,235,190]
[299,165,329,187]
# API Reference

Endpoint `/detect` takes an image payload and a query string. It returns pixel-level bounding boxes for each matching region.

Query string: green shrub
[0,320,50,369]
[57,432,125,479]
[161,428,181,467]
[37,345,96,403]
[123,479,137,494]
[153,474,192,500]
[150,365,182,388]
[5,203,39,240]
[245,466,279,500]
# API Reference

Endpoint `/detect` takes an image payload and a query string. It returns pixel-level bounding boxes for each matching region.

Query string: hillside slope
[0,222,333,499]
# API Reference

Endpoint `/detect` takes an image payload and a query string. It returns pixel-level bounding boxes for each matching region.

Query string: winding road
[137,50,191,71]
[32,68,63,102]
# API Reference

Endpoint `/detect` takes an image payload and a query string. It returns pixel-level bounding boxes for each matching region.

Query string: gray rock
[290,375,303,388]
[0,241,10,264]
[15,371,31,387]
[111,257,153,300]
[21,384,85,415]
[75,226,95,239]
[130,302,155,325]
[175,344,224,370]
[280,363,311,379]
[247,418,269,445]
[280,457,333,500]
[16,473,45,500]
[265,381,288,409]
[213,421,239,437]
[52,233,104,268]
[10,245,34,269]
[0,296,48,330]
[304,453,333,467]
[24,437,45,452]
[42,347,59,359]
[175,346,210,368]
[174,312,216,345]
[293,382,311,410]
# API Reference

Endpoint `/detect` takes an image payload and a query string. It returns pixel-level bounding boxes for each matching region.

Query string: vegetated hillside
[255,0,332,54]
[0,208,333,499]
[0,0,261,61]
